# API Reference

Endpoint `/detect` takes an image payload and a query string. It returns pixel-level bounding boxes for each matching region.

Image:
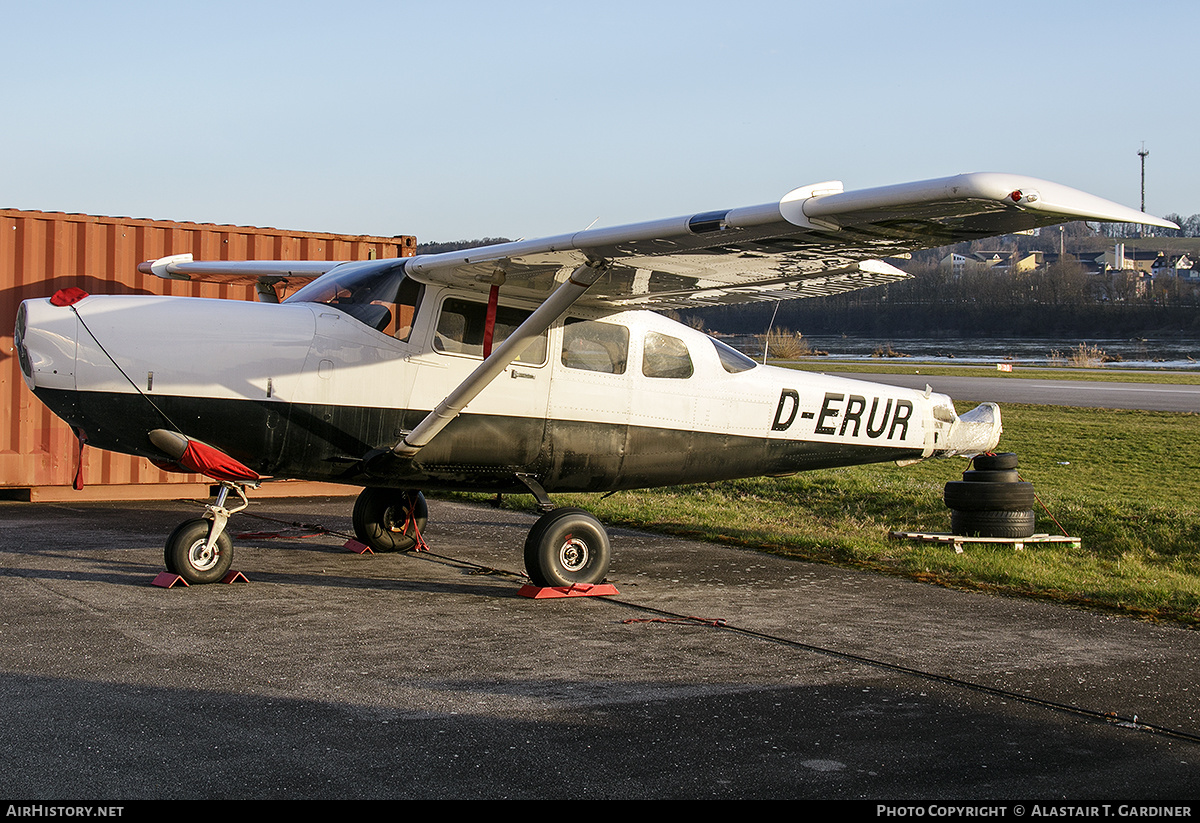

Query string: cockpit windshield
[285,261,422,340]
[710,336,757,373]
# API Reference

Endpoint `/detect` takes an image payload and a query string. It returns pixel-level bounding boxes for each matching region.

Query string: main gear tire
[524,508,611,588]
[972,452,1019,471]
[961,468,1021,484]
[352,488,428,552]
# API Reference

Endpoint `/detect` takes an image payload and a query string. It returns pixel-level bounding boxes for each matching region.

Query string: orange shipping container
[1,208,415,500]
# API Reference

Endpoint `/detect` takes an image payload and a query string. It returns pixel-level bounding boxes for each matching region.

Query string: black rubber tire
[951,509,1036,539]
[524,507,611,588]
[164,518,234,584]
[944,480,1036,512]
[352,488,428,552]
[973,452,1019,471]
[962,468,1021,484]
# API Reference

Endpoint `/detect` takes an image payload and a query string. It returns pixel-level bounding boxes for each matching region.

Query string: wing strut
[390,259,610,459]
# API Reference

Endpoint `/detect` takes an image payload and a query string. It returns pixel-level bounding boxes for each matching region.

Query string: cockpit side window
[643,331,693,379]
[433,297,547,364]
[285,264,423,341]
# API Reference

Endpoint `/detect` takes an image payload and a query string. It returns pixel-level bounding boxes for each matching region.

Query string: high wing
[135,255,345,301]
[141,172,1175,311]
[400,172,1176,310]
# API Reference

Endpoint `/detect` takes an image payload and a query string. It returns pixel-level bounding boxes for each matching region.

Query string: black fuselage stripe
[35,389,922,492]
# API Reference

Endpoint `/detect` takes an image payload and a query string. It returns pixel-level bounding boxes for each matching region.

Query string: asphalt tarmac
[842,372,1200,412]
[2,494,1198,802]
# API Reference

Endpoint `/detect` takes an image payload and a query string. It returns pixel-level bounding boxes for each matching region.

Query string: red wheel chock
[344,539,373,554]
[151,570,249,588]
[152,572,189,588]
[518,582,619,599]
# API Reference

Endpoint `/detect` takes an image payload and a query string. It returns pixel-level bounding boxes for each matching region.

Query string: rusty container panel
[1,209,415,498]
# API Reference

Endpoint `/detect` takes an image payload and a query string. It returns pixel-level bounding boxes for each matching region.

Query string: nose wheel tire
[164,518,234,584]
[524,507,611,588]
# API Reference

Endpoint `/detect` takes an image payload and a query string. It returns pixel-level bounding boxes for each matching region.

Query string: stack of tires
[943,452,1036,539]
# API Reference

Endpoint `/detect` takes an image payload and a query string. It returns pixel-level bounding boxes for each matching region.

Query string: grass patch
[458,404,1200,625]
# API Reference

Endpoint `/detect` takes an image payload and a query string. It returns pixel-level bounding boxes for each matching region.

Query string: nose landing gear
[164,481,250,584]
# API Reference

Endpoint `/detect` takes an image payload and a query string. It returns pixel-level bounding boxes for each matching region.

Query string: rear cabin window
[433,297,547,364]
[642,331,694,379]
[561,319,629,374]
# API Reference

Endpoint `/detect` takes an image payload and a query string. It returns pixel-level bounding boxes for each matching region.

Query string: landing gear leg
[164,481,249,584]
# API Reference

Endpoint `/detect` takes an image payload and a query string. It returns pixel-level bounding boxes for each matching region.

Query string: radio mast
[1138,142,1149,237]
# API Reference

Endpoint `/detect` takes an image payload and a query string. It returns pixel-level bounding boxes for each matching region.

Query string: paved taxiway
[2,495,1198,800]
[840,372,1200,412]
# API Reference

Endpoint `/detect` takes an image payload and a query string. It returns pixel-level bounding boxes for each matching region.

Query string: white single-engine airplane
[15,172,1174,586]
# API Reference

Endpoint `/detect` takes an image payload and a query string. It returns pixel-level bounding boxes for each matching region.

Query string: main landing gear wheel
[352,488,428,552]
[164,518,233,584]
[523,507,611,588]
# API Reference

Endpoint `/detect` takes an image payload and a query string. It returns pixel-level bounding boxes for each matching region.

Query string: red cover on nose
[177,440,260,483]
[50,287,90,306]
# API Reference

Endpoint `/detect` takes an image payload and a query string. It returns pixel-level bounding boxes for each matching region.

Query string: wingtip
[955,172,1176,229]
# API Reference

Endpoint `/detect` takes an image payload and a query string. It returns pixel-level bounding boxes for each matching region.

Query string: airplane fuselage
[16,281,992,496]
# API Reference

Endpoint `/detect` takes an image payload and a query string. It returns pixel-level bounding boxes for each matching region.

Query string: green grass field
[517,400,1200,626]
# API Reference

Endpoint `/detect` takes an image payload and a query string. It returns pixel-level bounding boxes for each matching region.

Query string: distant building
[1043,251,1106,275]
[939,249,1044,275]
[939,238,1198,285]
[1151,253,1194,279]
[1104,244,1163,275]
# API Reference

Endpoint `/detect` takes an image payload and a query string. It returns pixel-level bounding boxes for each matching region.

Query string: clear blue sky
[3,0,1196,243]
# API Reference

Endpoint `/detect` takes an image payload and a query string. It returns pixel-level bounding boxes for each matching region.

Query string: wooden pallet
[889,530,1082,554]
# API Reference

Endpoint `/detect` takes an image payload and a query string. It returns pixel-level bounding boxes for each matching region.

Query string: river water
[723,335,1200,370]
